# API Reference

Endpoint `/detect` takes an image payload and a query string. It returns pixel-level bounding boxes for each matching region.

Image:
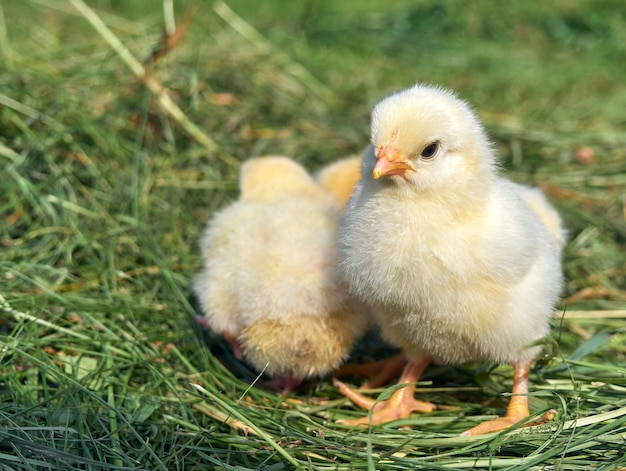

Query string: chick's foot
[334,379,435,426]
[334,357,435,426]
[461,408,556,436]
[334,353,408,389]
[461,362,556,436]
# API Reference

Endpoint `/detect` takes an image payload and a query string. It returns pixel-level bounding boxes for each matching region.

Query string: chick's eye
[420,142,439,159]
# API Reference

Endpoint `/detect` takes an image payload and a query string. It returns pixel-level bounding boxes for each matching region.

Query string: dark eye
[420,142,439,159]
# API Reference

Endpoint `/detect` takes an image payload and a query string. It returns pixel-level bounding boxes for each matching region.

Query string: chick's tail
[521,186,567,251]
[239,308,367,380]
[316,156,362,210]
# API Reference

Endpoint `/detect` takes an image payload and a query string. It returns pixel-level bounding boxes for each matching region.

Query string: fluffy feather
[194,156,369,384]
[316,156,362,210]
[336,84,565,434]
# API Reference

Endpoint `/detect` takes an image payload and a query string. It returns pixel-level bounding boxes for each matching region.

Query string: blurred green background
[2,1,626,469]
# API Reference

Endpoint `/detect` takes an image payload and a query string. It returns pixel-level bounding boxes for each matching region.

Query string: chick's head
[367,84,496,193]
[239,156,324,204]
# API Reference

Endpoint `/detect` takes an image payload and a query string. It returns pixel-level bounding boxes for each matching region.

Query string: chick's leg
[221,331,243,360]
[461,362,556,436]
[334,357,435,426]
[334,352,408,388]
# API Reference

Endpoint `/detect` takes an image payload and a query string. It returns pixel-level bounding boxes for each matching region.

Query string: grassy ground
[2,0,626,469]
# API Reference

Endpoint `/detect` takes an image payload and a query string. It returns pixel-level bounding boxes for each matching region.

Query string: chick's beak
[373,145,412,179]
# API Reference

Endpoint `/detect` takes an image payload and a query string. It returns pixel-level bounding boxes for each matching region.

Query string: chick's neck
[377,168,494,223]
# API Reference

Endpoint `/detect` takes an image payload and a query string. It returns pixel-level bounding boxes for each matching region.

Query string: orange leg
[334,357,435,426]
[334,352,409,388]
[461,362,556,436]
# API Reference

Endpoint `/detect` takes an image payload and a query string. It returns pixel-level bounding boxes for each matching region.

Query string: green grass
[2,0,626,469]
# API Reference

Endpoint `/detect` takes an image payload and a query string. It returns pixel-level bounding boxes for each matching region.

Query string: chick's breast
[338,176,562,365]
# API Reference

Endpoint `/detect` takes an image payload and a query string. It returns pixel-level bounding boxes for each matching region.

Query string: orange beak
[373,145,411,179]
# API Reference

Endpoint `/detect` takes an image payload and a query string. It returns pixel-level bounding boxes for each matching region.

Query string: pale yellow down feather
[316,156,362,210]
[194,156,369,380]
[338,84,565,366]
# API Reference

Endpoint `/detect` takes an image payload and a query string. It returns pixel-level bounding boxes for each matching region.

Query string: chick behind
[194,156,369,385]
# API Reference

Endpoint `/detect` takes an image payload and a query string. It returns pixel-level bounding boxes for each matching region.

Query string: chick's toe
[335,358,436,426]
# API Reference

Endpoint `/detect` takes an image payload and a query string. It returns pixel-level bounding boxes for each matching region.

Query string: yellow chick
[334,84,566,435]
[193,156,369,391]
[316,156,362,210]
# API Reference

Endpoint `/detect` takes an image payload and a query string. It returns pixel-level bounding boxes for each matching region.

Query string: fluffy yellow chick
[316,156,362,210]
[334,84,566,435]
[193,156,369,391]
